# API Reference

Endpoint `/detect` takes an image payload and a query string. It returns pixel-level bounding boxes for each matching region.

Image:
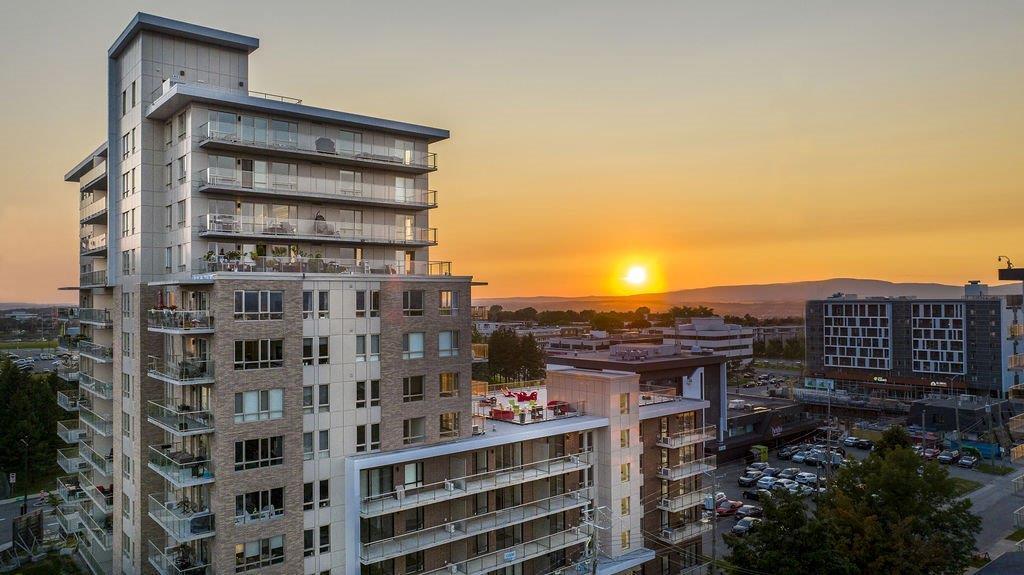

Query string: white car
[38,353,54,360]
[795,472,819,485]
[755,476,778,490]
[773,478,799,492]
[843,436,859,447]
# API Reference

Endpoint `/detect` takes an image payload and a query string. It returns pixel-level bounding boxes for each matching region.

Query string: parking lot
[1,348,64,375]
[705,437,1021,559]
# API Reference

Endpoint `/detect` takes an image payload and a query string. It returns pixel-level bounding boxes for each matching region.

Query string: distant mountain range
[476,278,1020,318]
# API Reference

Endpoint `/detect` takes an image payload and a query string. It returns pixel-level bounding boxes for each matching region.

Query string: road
[706,442,1021,560]
[0,495,53,547]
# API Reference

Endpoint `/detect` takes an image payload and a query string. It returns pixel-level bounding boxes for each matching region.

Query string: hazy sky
[1,1,1021,303]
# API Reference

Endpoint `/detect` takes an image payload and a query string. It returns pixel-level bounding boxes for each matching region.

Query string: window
[233,339,284,370]
[621,496,630,515]
[304,529,314,557]
[164,246,172,272]
[404,551,424,574]
[317,384,329,412]
[619,393,630,415]
[122,250,131,275]
[234,535,284,572]
[121,373,132,399]
[234,436,284,470]
[122,332,132,357]
[402,332,424,359]
[234,487,284,524]
[403,290,424,316]
[234,389,284,423]
[621,530,630,550]
[317,291,330,318]
[438,330,460,357]
[338,130,361,153]
[131,81,136,107]
[302,386,314,414]
[121,494,131,520]
[439,412,460,438]
[122,531,132,562]
[122,133,129,159]
[403,418,426,445]
[403,376,424,402]
[176,112,186,139]
[165,163,173,187]
[319,525,330,554]
[621,462,630,482]
[318,430,330,458]
[318,479,330,508]
[303,483,314,511]
[402,462,424,488]
[164,122,172,146]
[620,429,630,448]
[355,290,380,318]
[302,291,313,319]
[122,453,132,480]
[303,432,313,460]
[234,291,283,320]
[120,90,127,116]
[177,156,187,182]
[176,200,186,226]
[356,424,380,452]
[122,411,132,439]
[271,119,298,146]
[131,127,136,153]
[439,290,458,316]
[121,211,130,237]
[439,372,460,397]
[303,337,329,365]
[121,292,131,318]
[356,335,380,362]
[355,379,380,408]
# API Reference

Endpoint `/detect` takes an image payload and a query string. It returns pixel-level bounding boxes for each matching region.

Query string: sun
[624,265,648,286]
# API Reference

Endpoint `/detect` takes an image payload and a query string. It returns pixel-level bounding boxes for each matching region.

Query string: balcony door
[396,215,415,242]
[395,176,414,203]
[395,139,415,165]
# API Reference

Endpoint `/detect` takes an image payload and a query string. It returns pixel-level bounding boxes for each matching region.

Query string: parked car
[777,446,797,460]
[912,445,924,456]
[855,439,875,450]
[795,472,819,485]
[936,450,960,464]
[796,484,826,496]
[791,451,809,464]
[756,476,779,490]
[716,499,744,516]
[738,471,764,487]
[804,451,823,466]
[748,462,770,472]
[38,353,54,360]
[778,467,801,480]
[773,478,799,492]
[732,517,762,536]
[843,436,860,447]
[923,448,940,460]
[957,455,979,469]
[761,467,780,477]
[736,505,763,520]
[741,489,773,502]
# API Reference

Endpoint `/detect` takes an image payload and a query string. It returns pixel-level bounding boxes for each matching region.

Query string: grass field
[0,340,57,350]
[976,463,1014,476]
[949,477,983,497]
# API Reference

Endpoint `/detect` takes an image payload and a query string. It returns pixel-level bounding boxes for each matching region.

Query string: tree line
[485,304,803,331]
[0,360,66,496]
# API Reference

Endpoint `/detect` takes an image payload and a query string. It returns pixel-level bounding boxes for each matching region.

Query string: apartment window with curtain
[439,372,460,397]
[621,462,630,482]
[234,389,284,422]
[439,412,460,438]
[317,429,330,458]
[317,291,330,318]
[356,334,379,362]
[438,290,458,316]
[402,332,424,359]
[620,429,630,448]
[439,330,459,357]
[234,536,284,572]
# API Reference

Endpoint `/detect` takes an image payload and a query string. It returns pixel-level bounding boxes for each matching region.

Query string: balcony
[80,233,107,256]
[79,341,113,363]
[656,426,717,449]
[79,471,114,514]
[148,356,215,386]
[658,487,713,513]
[656,521,713,544]
[148,494,216,542]
[80,270,108,288]
[57,335,80,352]
[79,502,114,550]
[57,389,80,412]
[58,307,79,321]
[78,535,112,575]
[79,441,113,477]
[147,400,214,436]
[361,449,592,517]
[472,343,488,363]
[195,255,451,277]
[80,198,108,225]
[78,308,112,327]
[147,541,212,575]
[197,122,437,173]
[56,364,80,383]
[147,309,214,334]
[79,372,113,400]
[80,160,107,192]
[57,505,83,534]
[58,420,86,444]
[57,475,85,505]
[195,214,437,247]
[473,398,586,425]
[197,167,438,209]
[421,525,591,575]
[79,399,113,437]
[1011,354,1024,371]
[58,446,88,473]
[1013,444,1024,464]
[1011,324,1024,340]
[1010,413,1024,435]
[148,444,214,488]
[657,456,717,482]
[361,486,592,563]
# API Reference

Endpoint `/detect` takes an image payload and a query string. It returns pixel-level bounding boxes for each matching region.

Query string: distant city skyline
[2,0,1022,303]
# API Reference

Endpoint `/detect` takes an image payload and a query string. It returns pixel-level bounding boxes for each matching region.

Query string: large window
[234,339,284,370]
[439,412,460,438]
[439,331,460,357]
[317,291,330,318]
[356,335,380,362]
[234,436,284,471]
[356,379,380,408]
[234,389,284,423]
[356,424,380,452]
[403,290,424,316]
[439,290,458,316]
[234,487,284,524]
[402,333,424,360]
[234,536,284,572]
[234,290,283,320]
[439,372,460,397]
[271,119,298,147]
[356,290,380,318]
[303,337,329,365]
[402,376,424,402]
[403,418,426,445]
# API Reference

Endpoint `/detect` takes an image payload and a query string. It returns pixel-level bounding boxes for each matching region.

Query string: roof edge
[109,12,259,58]
[64,142,108,182]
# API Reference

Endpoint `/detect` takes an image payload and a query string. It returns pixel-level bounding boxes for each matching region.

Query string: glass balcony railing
[57,390,80,412]
[80,198,107,222]
[78,308,112,326]
[58,446,88,473]
[147,400,214,435]
[147,356,215,385]
[147,309,214,332]
[361,485,592,563]
[198,122,437,170]
[78,536,112,575]
[79,399,113,436]
[658,487,713,513]
[79,471,114,514]
[80,270,108,287]
[57,475,85,505]
[56,364,79,382]
[79,441,113,476]
[79,502,114,549]
[473,400,585,425]
[657,456,717,482]
[57,335,80,352]
[657,521,713,544]
[147,540,212,575]
[195,255,451,277]
[79,341,113,363]
[148,493,216,542]
[57,505,82,534]
[197,167,437,207]
[79,372,113,399]
[361,449,593,517]
[655,426,717,449]
[422,525,591,575]
[80,233,107,254]
[80,160,106,190]
[148,444,214,487]
[58,420,86,444]
[195,214,437,245]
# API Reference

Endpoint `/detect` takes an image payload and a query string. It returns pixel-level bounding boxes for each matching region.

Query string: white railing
[147,400,214,435]
[57,390,80,412]
[422,525,590,575]
[658,487,713,513]
[1015,504,1024,529]
[658,521,713,544]
[657,456,718,481]
[79,441,113,476]
[148,493,216,542]
[80,233,107,254]
[197,167,437,207]
[80,198,107,221]
[58,446,87,473]
[148,444,214,487]
[79,372,113,399]
[78,471,114,514]
[195,213,437,245]
[656,426,717,449]
[57,475,84,505]
[57,420,85,444]
[195,255,451,276]
[147,540,211,575]
[147,309,214,331]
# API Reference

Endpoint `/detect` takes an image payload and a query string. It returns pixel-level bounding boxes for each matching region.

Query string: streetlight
[19,437,28,516]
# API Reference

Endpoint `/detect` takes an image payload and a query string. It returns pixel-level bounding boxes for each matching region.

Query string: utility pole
[19,437,28,516]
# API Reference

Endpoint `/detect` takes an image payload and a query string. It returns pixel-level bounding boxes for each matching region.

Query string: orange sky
[1,1,1021,303]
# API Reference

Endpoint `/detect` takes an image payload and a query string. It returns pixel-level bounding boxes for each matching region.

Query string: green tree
[487,305,503,321]
[874,424,912,454]
[511,307,538,322]
[486,328,519,381]
[590,313,624,331]
[517,334,546,380]
[0,362,62,491]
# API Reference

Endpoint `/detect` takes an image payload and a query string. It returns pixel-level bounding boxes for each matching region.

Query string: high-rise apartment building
[58,13,717,575]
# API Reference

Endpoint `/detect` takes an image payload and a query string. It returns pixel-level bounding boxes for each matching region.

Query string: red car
[716,499,744,516]
[923,448,940,460]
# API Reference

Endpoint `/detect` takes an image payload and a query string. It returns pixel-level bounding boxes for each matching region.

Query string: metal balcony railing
[57,475,85,505]
[79,441,113,476]
[147,309,214,332]
[147,540,211,575]
[195,213,437,245]
[80,270,108,287]
[148,444,214,487]
[473,400,585,425]
[57,420,86,444]
[1015,505,1024,529]
[79,372,113,399]
[361,449,592,517]
[656,426,718,449]
[197,167,438,207]
[1011,354,1024,371]
[421,525,590,575]
[56,364,79,382]
[58,446,87,473]
[78,308,112,326]
[195,255,451,276]
[80,233,107,254]
[657,521,713,544]
[79,340,113,362]
[198,122,437,170]
[148,493,216,542]
[657,456,718,481]
[57,505,82,534]
[1013,444,1024,463]
[148,356,214,385]
[57,390,80,412]
[658,487,713,513]
[79,400,113,437]
[147,400,214,436]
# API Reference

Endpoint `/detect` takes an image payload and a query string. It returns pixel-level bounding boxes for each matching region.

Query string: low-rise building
[649,317,754,366]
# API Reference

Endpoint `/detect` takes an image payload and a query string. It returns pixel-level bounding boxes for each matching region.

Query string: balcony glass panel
[147,540,211,575]
[147,309,214,331]
[148,444,214,486]
[195,256,450,276]
[148,493,216,541]
[147,400,214,435]
[148,356,214,384]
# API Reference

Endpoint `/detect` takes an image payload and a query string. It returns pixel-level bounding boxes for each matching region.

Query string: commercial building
[648,317,754,366]
[751,325,803,345]
[804,282,1021,400]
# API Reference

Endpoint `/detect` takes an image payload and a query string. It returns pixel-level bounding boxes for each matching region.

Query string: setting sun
[624,266,648,285]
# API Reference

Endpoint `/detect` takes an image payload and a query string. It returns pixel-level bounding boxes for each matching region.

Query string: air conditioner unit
[472,424,483,435]
[443,480,455,492]
[445,523,456,534]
